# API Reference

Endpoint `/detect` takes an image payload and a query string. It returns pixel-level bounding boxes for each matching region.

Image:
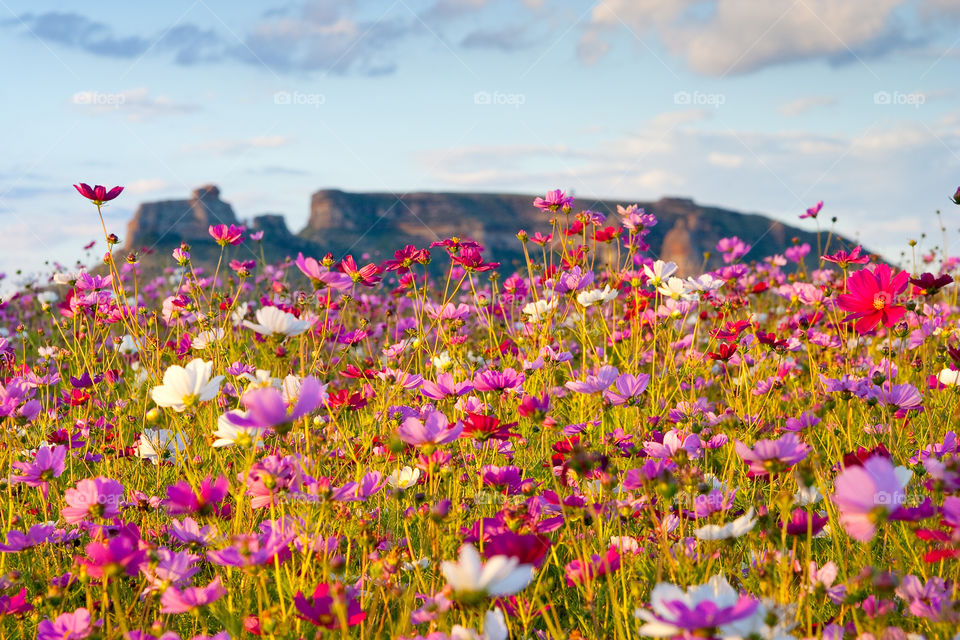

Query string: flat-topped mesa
[125,184,238,250]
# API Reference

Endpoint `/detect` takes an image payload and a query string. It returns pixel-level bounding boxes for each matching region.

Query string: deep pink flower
[952,186,960,205]
[420,373,473,400]
[296,253,352,291]
[294,583,366,629]
[80,524,146,580]
[208,224,245,247]
[160,576,227,613]
[74,183,123,205]
[473,367,525,392]
[398,410,462,447]
[822,245,870,268]
[164,475,230,517]
[836,263,909,333]
[565,547,620,586]
[11,445,65,490]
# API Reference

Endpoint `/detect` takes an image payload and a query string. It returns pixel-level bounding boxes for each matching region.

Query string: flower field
[3,185,960,640]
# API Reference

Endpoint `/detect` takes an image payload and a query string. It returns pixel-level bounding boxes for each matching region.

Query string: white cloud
[182,136,294,155]
[707,152,744,168]
[780,96,837,117]
[125,179,171,195]
[583,0,908,75]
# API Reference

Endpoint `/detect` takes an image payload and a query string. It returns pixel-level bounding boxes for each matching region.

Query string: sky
[2,0,959,286]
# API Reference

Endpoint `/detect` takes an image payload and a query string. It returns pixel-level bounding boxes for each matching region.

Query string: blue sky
[2,0,959,284]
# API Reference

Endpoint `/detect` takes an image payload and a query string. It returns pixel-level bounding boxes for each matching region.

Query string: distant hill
[122,185,848,277]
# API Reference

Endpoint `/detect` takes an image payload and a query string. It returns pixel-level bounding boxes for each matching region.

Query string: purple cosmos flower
[37,607,92,640]
[603,373,651,406]
[644,429,702,460]
[473,368,525,393]
[207,529,295,567]
[398,409,462,447]
[800,201,823,219]
[80,523,146,580]
[565,365,619,394]
[141,549,201,594]
[329,471,384,502]
[869,382,924,417]
[295,253,352,291]
[896,575,953,622]
[832,456,911,541]
[734,433,810,476]
[0,522,56,552]
[784,411,820,432]
[10,445,65,497]
[160,576,227,614]
[227,377,326,430]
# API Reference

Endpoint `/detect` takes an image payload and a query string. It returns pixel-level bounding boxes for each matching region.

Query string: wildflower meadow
[4,184,960,640]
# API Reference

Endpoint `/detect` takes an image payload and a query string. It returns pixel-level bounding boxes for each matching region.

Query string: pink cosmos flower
[160,576,227,613]
[164,475,230,517]
[800,201,823,219]
[294,583,366,629]
[295,253,352,291]
[226,377,327,430]
[61,476,125,523]
[836,263,910,333]
[398,409,462,447]
[832,456,911,542]
[74,183,123,205]
[37,607,92,640]
[11,445,65,492]
[822,245,870,268]
[734,433,810,476]
[533,189,574,214]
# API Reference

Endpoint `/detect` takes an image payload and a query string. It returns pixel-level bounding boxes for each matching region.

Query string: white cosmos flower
[241,368,278,391]
[243,306,311,337]
[150,359,224,412]
[656,277,692,300]
[441,544,534,597]
[36,290,59,304]
[115,335,139,355]
[687,274,725,292]
[53,270,84,286]
[643,260,678,287]
[721,598,797,640]
[387,466,421,490]
[522,297,558,323]
[432,351,454,371]
[637,575,747,637]
[793,485,822,506]
[694,507,758,540]
[137,428,188,464]
[937,368,960,386]
[212,411,263,448]
[576,285,619,308]
[192,328,225,350]
[230,302,250,326]
[450,608,508,640]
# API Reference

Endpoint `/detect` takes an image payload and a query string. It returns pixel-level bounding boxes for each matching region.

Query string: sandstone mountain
[123,185,845,276]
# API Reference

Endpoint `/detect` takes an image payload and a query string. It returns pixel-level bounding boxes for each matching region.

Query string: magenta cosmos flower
[294,583,366,629]
[533,189,574,214]
[208,224,245,247]
[637,575,759,637]
[800,200,823,219]
[832,455,911,542]
[836,263,909,333]
[952,186,960,205]
[734,433,810,476]
[74,183,123,205]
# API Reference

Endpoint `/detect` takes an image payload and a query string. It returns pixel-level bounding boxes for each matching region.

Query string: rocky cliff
[123,185,841,276]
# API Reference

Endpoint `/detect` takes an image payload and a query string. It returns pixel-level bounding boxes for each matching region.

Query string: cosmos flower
[243,306,312,337]
[74,183,123,205]
[441,544,534,598]
[136,428,188,464]
[836,263,909,333]
[694,508,758,540]
[150,359,223,412]
[832,455,912,541]
[208,224,245,246]
[37,607,92,640]
[398,410,462,447]
[800,200,823,219]
[294,583,365,629]
[61,476,125,523]
[576,285,618,307]
[532,189,574,214]
[387,466,421,490]
[734,433,810,476]
[226,376,326,430]
[160,576,227,614]
[636,575,759,637]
